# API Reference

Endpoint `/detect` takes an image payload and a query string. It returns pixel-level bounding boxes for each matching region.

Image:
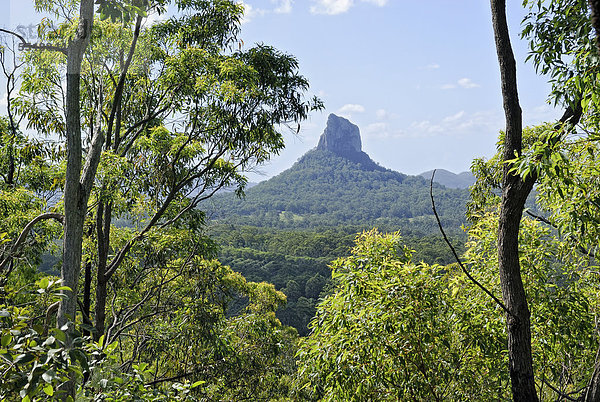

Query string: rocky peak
[314,113,383,171]
[317,114,362,156]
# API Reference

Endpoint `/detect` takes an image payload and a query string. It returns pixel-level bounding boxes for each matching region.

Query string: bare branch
[429,170,513,317]
[0,212,64,273]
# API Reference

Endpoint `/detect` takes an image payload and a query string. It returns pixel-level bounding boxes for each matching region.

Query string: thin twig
[525,210,553,226]
[538,375,578,401]
[429,170,513,318]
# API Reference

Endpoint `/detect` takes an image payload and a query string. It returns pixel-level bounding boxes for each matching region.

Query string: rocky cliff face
[317,114,362,155]
[316,113,381,170]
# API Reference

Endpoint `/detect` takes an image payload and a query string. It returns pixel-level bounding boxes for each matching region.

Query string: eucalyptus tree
[17,0,320,345]
[487,0,600,399]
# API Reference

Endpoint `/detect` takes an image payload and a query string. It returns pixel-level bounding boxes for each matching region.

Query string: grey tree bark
[489,0,539,400]
[57,0,103,331]
[590,0,600,53]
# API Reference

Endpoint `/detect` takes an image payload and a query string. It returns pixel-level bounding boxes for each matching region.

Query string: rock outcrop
[316,114,381,170]
[317,114,362,155]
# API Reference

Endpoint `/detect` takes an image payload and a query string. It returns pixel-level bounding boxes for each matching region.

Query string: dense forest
[207,116,470,334]
[1,0,600,401]
[210,224,465,334]
[209,148,469,233]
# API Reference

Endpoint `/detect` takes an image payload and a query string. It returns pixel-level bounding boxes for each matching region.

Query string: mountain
[208,114,468,235]
[419,169,475,189]
[208,114,469,334]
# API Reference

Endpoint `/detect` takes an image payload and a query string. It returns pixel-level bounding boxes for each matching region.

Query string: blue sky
[236,0,560,181]
[2,0,561,181]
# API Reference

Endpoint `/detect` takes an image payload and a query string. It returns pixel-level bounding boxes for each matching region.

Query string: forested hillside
[419,169,475,189]
[207,114,470,333]
[209,117,469,235]
[2,0,600,401]
[210,224,464,334]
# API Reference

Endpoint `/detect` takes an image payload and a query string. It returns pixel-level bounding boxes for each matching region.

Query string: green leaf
[43,383,54,396]
[14,353,35,365]
[42,369,56,383]
[50,328,66,343]
[38,277,50,290]
[1,334,11,347]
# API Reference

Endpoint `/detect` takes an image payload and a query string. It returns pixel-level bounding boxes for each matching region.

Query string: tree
[0,0,321,398]
[468,125,600,399]
[489,1,538,399]
[488,0,600,399]
[296,230,512,400]
[14,0,320,338]
[57,0,100,336]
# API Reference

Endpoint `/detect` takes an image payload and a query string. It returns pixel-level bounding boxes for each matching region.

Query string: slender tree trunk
[57,0,107,336]
[590,0,600,53]
[490,1,539,400]
[92,16,142,341]
[82,261,92,337]
[56,1,97,398]
[94,202,111,340]
[58,69,85,328]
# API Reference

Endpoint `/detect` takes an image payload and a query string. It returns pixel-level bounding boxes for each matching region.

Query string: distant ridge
[419,169,475,189]
[210,114,468,234]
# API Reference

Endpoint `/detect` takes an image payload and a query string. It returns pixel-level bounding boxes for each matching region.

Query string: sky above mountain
[1,0,561,181]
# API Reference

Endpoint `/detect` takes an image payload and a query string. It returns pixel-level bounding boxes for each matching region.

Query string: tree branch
[0,212,64,273]
[429,170,513,317]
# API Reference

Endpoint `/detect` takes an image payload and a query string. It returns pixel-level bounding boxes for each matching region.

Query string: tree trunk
[82,261,92,337]
[92,16,142,341]
[57,0,95,330]
[94,202,111,340]
[590,0,600,53]
[489,0,539,400]
[583,359,600,401]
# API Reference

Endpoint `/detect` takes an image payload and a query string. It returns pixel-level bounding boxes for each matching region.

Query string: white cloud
[376,109,388,120]
[310,0,388,14]
[406,110,502,138]
[272,0,293,13]
[364,122,392,138]
[361,0,387,6]
[442,110,465,123]
[424,63,440,70]
[441,78,480,90]
[238,1,292,23]
[238,2,267,24]
[338,103,365,114]
[457,78,480,89]
[0,92,7,107]
[310,0,353,15]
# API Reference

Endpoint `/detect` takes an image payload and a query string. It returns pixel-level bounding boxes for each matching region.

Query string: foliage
[0,117,62,294]
[1,0,320,399]
[0,278,85,402]
[210,149,468,233]
[467,125,600,398]
[296,230,509,401]
[212,224,464,335]
[522,0,600,125]
[297,207,600,400]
